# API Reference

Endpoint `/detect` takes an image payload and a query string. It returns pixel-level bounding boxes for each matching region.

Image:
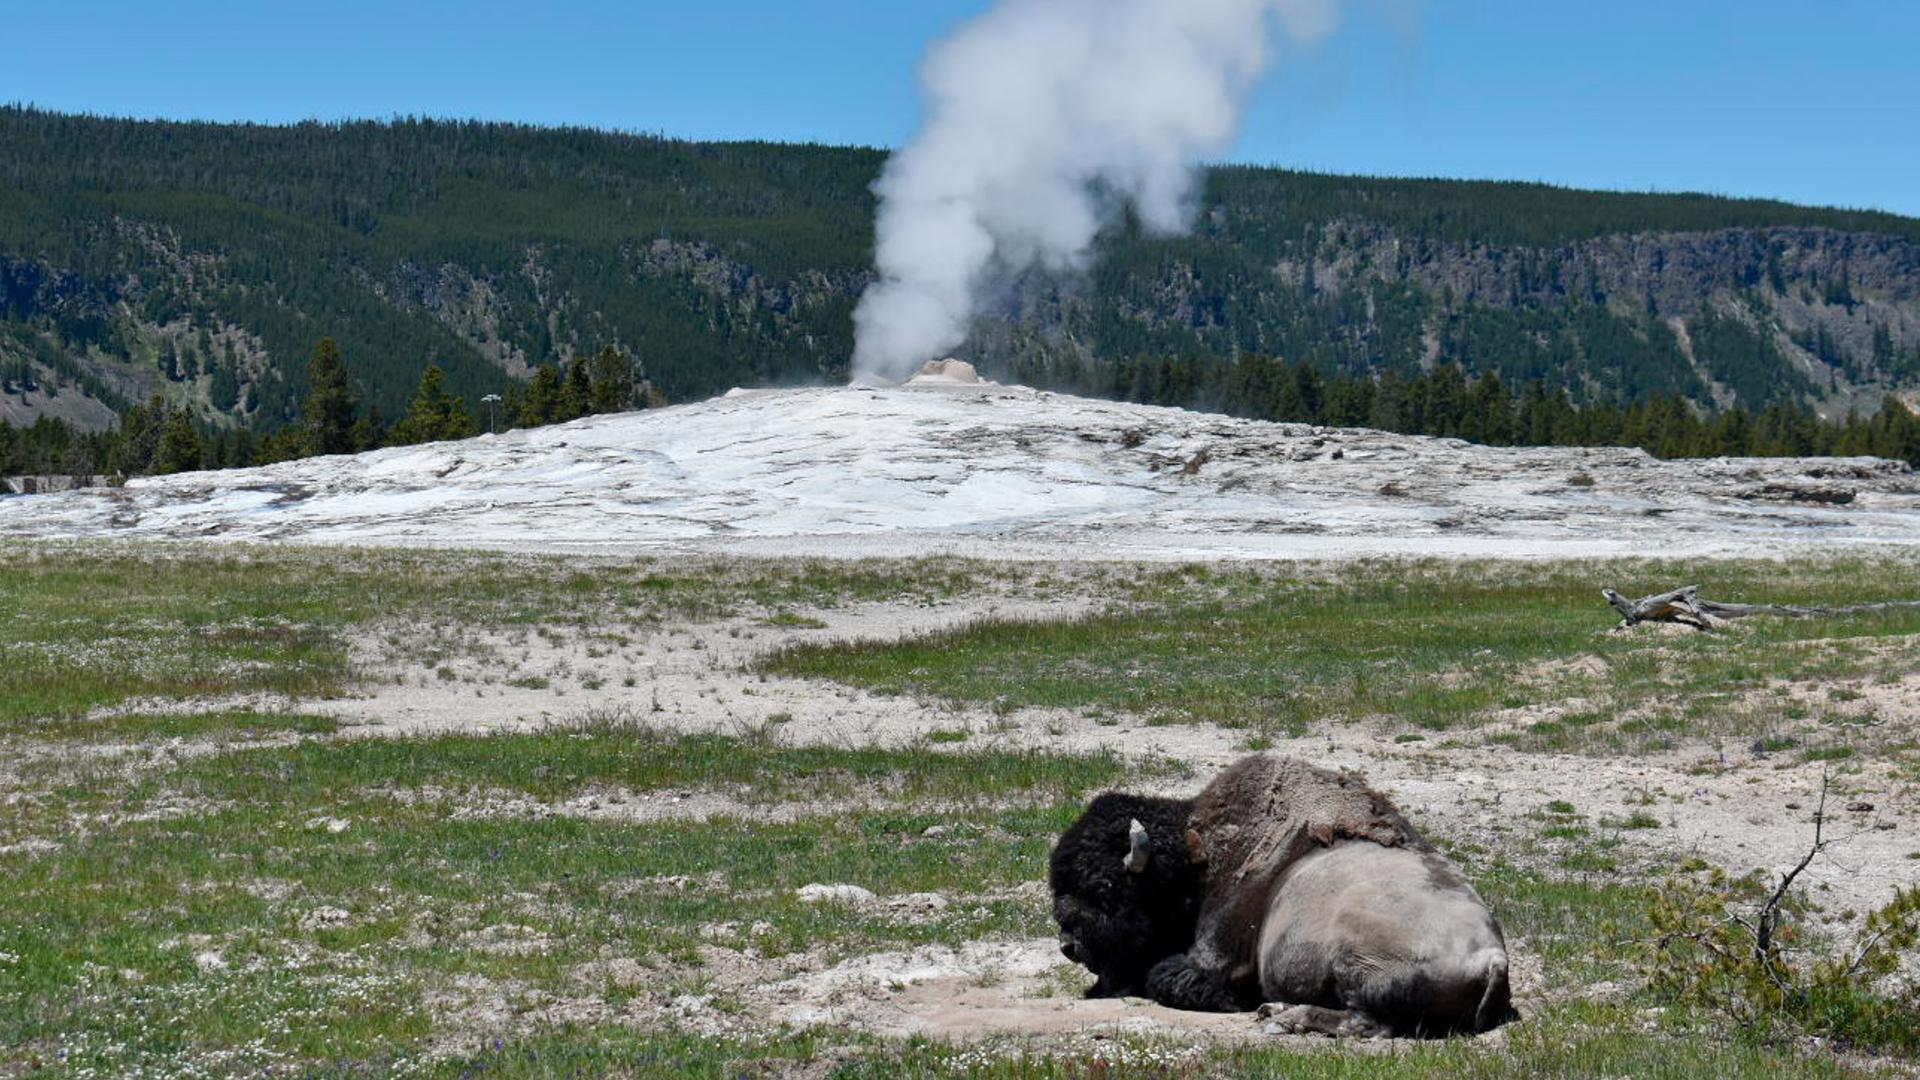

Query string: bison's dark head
[1049,791,1204,998]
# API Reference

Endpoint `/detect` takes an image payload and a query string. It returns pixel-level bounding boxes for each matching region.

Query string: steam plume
[851,0,1341,381]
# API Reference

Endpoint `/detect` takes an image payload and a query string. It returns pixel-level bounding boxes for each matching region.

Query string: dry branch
[1753,774,1828,993]
[1602,585,1920,630]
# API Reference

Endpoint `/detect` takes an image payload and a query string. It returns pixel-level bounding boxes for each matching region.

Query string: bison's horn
[1123,819,1151,874]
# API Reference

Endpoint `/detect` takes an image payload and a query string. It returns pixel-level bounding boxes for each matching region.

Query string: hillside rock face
[4,110,1920,430]
[5,384,1917,560]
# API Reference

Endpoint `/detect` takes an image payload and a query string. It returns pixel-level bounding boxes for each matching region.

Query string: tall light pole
[482,393,503,435]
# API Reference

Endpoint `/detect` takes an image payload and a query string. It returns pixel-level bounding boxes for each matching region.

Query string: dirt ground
[83,587,1917,1046]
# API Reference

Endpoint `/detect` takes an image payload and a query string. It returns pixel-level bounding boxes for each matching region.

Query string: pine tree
[442,396,476,440]
[251,427,308,465]
[209,362,239,412]
[303,338,358,456]
[1463,371,1513,446]
[225,427,257,469]
[154,408,205,474]
[518,364,562,427]
[390,365,476,445]
[350,403,387,452]
[588,346,637,414]
[1291,364,1325,424]
[1424,364,1468,438]
[1370,370,1411,434]
[561,357,593,421]
[109,395,169,475]
[1324,376,1374,428]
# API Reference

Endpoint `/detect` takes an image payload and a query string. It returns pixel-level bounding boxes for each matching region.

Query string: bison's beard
[1054,893,1184,998]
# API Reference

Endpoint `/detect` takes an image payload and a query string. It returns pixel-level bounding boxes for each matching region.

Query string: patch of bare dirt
[307,590,1104,745]
[378,784,1037,826]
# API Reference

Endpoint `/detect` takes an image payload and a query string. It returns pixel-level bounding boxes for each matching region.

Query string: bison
[1050,754,1513,1037]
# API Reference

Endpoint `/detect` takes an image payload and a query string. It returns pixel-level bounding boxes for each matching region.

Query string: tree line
[9,346,1920,482]
[0,339,659,479]
[1089,353,1920,466]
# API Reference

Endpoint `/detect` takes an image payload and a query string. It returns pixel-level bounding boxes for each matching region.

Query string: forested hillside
[4,106,1919,439]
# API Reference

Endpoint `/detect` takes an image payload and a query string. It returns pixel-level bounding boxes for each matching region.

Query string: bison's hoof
[1258,1003,1388,1039]
[1258,1002,1317,1035]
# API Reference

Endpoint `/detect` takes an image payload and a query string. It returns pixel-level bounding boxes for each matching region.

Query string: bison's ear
[1123,819,1152,874]
[1184,827,1207,865]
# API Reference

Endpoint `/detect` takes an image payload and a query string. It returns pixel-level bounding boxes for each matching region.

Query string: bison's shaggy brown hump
[1184,755,1432,895]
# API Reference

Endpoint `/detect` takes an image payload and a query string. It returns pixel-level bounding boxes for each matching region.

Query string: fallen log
[1602,585,1920,630]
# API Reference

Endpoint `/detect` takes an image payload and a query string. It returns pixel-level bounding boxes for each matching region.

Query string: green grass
[0,731,1152,1078]
[0,716,1734,1079]
[14,711,340,743]
[149,718,1171,807]
[3,545,1915,1077]
[0,711,1711,1078]
[4,739,1762,1079]
[154,1007,1873,1079]
[339,1019,1873,1079]
[767,558,1920,745]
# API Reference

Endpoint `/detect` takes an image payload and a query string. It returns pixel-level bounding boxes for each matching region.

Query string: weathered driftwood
[1603,585,1920,631]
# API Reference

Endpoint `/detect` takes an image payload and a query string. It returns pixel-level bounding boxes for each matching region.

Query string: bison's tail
[1471,949,1513,1033]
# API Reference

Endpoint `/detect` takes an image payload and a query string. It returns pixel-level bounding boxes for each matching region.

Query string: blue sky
[7,1,1917,215]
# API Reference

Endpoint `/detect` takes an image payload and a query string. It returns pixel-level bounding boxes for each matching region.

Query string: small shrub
[1560,850,1619,873]
[1640,795,1920,1057]
[1603,810,1662,830]
[761,612,828,630]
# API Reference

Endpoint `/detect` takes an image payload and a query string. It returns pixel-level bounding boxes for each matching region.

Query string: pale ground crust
[33,578,1918,1047]
[6,381,1920,561]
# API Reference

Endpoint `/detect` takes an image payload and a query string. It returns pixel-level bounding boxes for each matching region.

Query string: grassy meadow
[2,541,1917,1078]
[771,557,1920,754]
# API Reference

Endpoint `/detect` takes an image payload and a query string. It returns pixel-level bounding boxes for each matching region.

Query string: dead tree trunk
[1603,585,1920,630]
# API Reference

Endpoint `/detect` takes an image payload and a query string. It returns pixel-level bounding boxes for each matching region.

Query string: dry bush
[1639,780,1920,1055]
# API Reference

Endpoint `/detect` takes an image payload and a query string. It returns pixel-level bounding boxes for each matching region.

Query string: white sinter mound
[4,381,1919,560]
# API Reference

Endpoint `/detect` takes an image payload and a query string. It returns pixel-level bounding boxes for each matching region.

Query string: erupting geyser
[850,0,1342,383]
